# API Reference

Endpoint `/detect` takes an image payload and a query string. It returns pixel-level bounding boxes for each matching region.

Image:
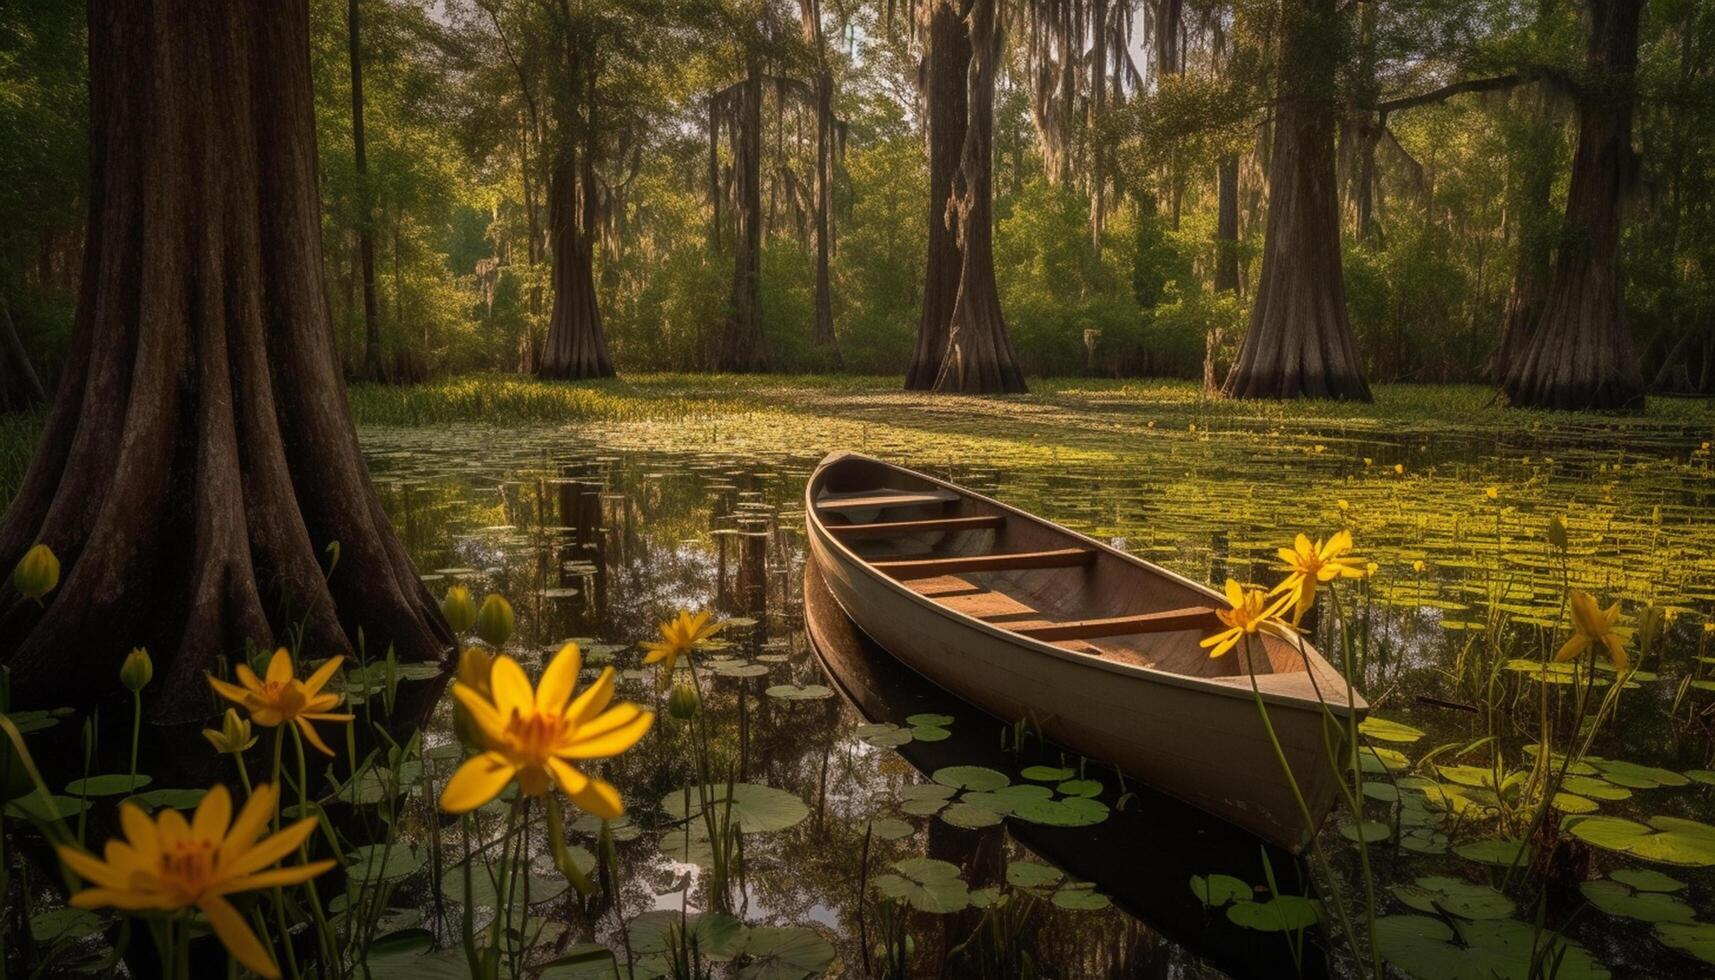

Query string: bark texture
[930,0,1027,394]
[1222,0,1370,401]
[1501,0,1644,410]
[0,0,452,718]
[801,0,841,365]
[539,44,614,380]
[717,62,768,373]
[905,0,970,390]
[349,0,385,382]
[1491,85,1557,382]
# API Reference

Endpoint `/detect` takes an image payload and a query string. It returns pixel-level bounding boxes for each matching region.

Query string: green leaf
[1655,921,1715,966]
[931,765,1009,792]
[349,844,426,884]
[661,783,810,834]
[439,862,570,908]
[938,802,1002,829]
[1054,778,1103,798]
[1578,880,1695,923]
[1010,794,1109,828]
[627,910,747,961]
[1453,838,1526,867]
[872,857,969,913]
[765,684,833,701]
[905,713,954,727]
[865,817,913,841]
[128,788,207,811]
[736,925,835,979]
[1020,765,1075,782]
[1226,895,1321,932]
[1189,873,1252,908]
[1389,876,1513,920]
[1005,861,1064,890]
[1360,716,1426,743]
[64,773,150,796]
[29,907,103,943]
[1610,867,1685,893]
[1051,881,1110,910]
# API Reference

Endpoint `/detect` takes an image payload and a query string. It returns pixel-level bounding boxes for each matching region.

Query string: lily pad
[910,725,951,742]
[64,773,151,797]
[439,863,569,908]
[939,802,1003,829]
[29,907,103,943]
[128,788,208,811]
[1453,838,1526,867]
[350,844,427,884]
[1655,921,1715,966]
[764,684,833,701]
[1190,873,1252,908]
[931,766,1009,792]
[737,925,835,979]
[1578,880,1695,923]
[1010,795,1109,828]
[662,783,810,834]
[906,713,954,727]
[1021,765,1075,782]
[1006,861,1064,890]
[1055,778,1103,798]
[627,910,747,961]
[1389,876,1513,920]
[1226,895,1321,932]
[865,817,914,841]
[1361,716,1427,743]
[872,857,969,913]
[1567,814,1715,866]
[1611,867,1685,893]
[1051,881,1111,911]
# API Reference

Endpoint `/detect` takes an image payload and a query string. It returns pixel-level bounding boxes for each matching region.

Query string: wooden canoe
[804,451,1368,851]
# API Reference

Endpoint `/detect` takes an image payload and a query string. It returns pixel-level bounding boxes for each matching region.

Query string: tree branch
[1377,74,1521,118]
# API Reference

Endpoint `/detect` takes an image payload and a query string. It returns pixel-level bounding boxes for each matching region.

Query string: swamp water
[348,389,1715,979]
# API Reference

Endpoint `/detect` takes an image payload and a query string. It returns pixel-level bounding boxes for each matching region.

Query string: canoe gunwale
[805,451,1368,719]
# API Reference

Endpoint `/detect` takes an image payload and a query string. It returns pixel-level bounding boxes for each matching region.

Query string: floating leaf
[865,818,913,841]
[1360,716,1427,743]
[1655,921,1715,966]
[1052,882,1110,911]
[1005,861,1064,890]
[64,774,150,797]
[931,766,1009,792]
[128,788,207,811]
[1227,895,1321,932]
[1341,820,1392,843]
[872,858,969,913]
[29,907,103,943]
[910,725,951,742]
[627,910,747,962]
[1611,868,1685,893]
[662,783,809,834]
[1020,765,1075,782]
[1453,839,1526,867]
[939,802,1002,829]
[765,684,833,701]
[1578,880,1695,923]
[906,713,954,727]
[1389,876,1513,920]
[737,925,835,980]
[349,844,426,884]
[1055,779,1102,798]
[1190,874,1252,908]
[1010,795,1109,828]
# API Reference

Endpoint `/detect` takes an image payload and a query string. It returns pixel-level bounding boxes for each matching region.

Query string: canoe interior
[811,454,1354,699]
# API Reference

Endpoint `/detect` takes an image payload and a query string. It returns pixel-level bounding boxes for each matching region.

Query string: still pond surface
[342,389,1715,979]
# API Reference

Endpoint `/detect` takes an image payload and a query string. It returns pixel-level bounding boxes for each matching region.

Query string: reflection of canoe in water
[805,452,1367,851]
[803,559,1326,979]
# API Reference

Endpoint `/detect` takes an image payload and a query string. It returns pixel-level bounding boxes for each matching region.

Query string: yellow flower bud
[120,647,153,693]
[12,543,59,601]
[202,709,257,755]
[453,647,495,747]
[474,594,514,647]
[667,682,700,720]
[441,584,477,635]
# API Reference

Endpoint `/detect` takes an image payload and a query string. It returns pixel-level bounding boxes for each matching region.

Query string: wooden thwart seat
[873,548,1095,580]
[1009,606,1222,641]
[815,488,959,514]
[824,514,1004,538]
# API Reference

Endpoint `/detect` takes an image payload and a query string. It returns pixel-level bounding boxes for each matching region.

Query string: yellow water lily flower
[56,783,331,979]
[1270,531,1366,623]
[203,709,258,755]
[641,609,727,676]
[1201,579,1292,659]
[12,542,59,601]
[440,643,653,817]
[1555,590,1629,672]
[207,648,353,756]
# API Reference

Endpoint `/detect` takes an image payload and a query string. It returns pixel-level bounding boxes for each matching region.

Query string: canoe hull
[805,463,1355,852]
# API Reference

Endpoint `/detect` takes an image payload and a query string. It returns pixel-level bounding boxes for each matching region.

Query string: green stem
[289,725,340,977]
[128,692,141,783]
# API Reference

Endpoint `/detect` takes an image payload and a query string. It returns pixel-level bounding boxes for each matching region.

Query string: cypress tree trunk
[0,0,452,718]
[539,57,614,380]
[1501,0,1644,410]
[0,300,48,411]
[719,61,767,372]
[934,0,1027,394]
[1222,0,1371,401]
[1491,85,1557,382]
[349,0,385,383]
[811,67,840,366]
[905,0,970,390]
